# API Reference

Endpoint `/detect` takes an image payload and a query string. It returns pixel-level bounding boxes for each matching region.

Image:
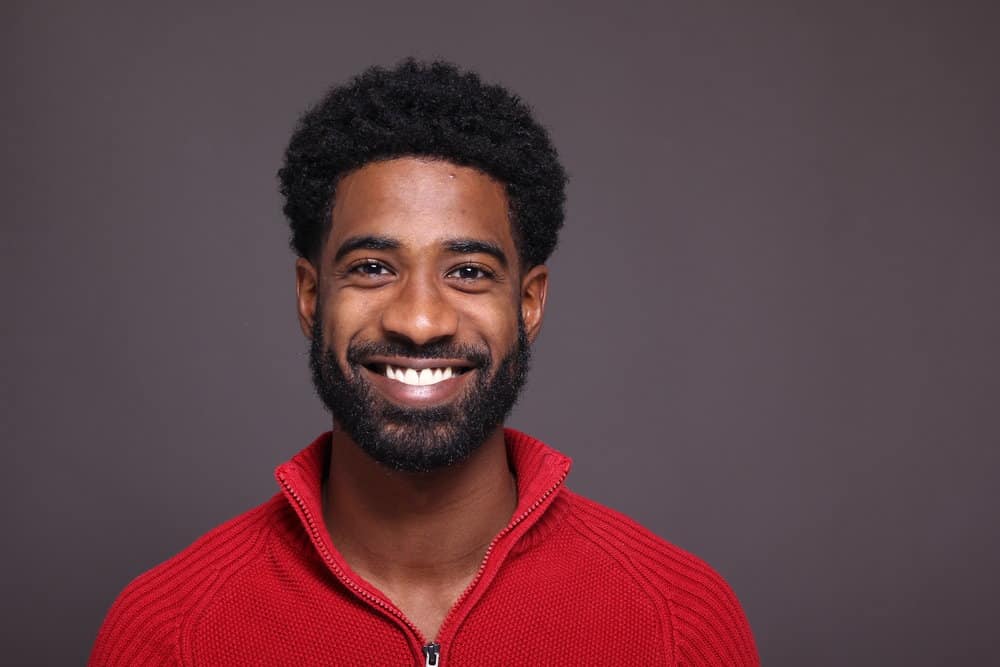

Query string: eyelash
[448,264,496,281]
[345,260,393,277]
[343,259,497,282]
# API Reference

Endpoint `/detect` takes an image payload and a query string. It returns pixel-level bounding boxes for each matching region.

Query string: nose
[379,274,459,347]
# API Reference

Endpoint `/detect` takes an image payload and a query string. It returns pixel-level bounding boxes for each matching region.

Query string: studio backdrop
[3,2,999,665]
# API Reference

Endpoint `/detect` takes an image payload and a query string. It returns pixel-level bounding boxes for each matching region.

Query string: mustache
[346,340,491,367]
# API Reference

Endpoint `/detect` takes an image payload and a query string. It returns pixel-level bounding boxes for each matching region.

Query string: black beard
[308,318,531,472]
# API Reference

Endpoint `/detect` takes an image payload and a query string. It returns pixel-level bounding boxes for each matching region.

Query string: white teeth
[384,365,460,386]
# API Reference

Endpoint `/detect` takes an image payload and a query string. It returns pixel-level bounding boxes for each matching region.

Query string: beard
[308,316,531,472]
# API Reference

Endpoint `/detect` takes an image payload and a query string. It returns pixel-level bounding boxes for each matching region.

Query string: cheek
[458,296,520,349]
[319,291,376,357]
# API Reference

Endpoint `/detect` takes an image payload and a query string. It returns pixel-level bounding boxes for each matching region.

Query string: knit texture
[90,430,758,666]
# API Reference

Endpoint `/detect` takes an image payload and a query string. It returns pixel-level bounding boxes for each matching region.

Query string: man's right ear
[295,258,319,339]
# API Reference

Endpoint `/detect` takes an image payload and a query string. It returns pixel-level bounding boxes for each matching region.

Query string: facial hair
[308,316,531,472]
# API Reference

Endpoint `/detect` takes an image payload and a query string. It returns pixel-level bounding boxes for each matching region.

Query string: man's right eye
[350,261,391,276]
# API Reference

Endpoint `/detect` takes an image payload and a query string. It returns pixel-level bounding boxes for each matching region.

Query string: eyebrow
[333,234,509,269]
[333,235,401,263]
[443,238,508,269]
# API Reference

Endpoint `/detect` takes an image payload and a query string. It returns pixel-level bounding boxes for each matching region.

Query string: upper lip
[362,356,476,371]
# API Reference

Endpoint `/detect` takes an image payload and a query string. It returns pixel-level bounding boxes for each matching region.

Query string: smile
[360,357,477,394]
[359,359,476,408]
[382,364,469,386]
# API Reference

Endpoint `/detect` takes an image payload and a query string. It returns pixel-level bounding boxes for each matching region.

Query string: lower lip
[362,366,474,407]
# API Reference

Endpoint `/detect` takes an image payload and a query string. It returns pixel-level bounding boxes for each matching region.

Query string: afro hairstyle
[277,59,567,269]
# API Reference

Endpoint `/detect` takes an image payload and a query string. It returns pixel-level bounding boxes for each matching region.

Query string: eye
[350,260,392,277]
[447,264,494,281]
[343,259,395,285]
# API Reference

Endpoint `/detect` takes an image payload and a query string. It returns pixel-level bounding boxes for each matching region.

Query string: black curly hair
[278,59,567,269]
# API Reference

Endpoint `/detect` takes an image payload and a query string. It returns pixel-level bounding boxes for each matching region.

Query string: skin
[294,157,549,642]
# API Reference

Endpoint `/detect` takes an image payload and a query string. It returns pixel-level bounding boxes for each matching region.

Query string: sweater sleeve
[88,500,276,666]
[669,562,759,666]
[561,490,760,666]
[88,571,185,666]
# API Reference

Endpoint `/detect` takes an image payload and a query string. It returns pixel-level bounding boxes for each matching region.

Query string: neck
[323,427,517,589]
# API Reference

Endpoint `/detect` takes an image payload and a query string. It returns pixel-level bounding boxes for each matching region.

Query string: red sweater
[91,429,758,666]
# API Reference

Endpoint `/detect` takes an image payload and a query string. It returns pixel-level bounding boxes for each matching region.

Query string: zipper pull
[422,642,440,667]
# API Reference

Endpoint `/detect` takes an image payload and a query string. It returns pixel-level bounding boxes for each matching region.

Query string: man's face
[296,157,549,472]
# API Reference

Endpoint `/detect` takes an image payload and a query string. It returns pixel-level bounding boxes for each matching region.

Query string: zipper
[280,457,569,664]
[277,474,427,646]
[422,642,440,667]
[434,465,570,641]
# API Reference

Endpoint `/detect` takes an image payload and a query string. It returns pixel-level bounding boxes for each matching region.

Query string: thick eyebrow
[443,238,509,269]
[333,235,401,263]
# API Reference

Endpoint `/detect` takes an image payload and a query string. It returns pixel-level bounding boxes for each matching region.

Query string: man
[91,60,759,666]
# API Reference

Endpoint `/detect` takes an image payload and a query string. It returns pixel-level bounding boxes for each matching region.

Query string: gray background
[4,2,999,665]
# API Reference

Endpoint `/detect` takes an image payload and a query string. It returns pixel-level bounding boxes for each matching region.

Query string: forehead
[326,157,513,255]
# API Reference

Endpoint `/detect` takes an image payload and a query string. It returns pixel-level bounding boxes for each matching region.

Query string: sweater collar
[274,429,572,643]
[274,427,573,563]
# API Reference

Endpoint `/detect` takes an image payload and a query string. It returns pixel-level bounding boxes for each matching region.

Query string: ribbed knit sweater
[90,429,758,666]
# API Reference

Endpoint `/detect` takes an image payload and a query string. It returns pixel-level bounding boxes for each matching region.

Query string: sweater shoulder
[88,494,285,666]
[558,488,759,666]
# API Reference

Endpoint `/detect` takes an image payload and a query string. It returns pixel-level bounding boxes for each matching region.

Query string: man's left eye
[448,265,491,280]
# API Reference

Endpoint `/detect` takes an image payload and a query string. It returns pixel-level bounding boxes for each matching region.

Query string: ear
[295,257,319,339]
[520,264,549,343]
